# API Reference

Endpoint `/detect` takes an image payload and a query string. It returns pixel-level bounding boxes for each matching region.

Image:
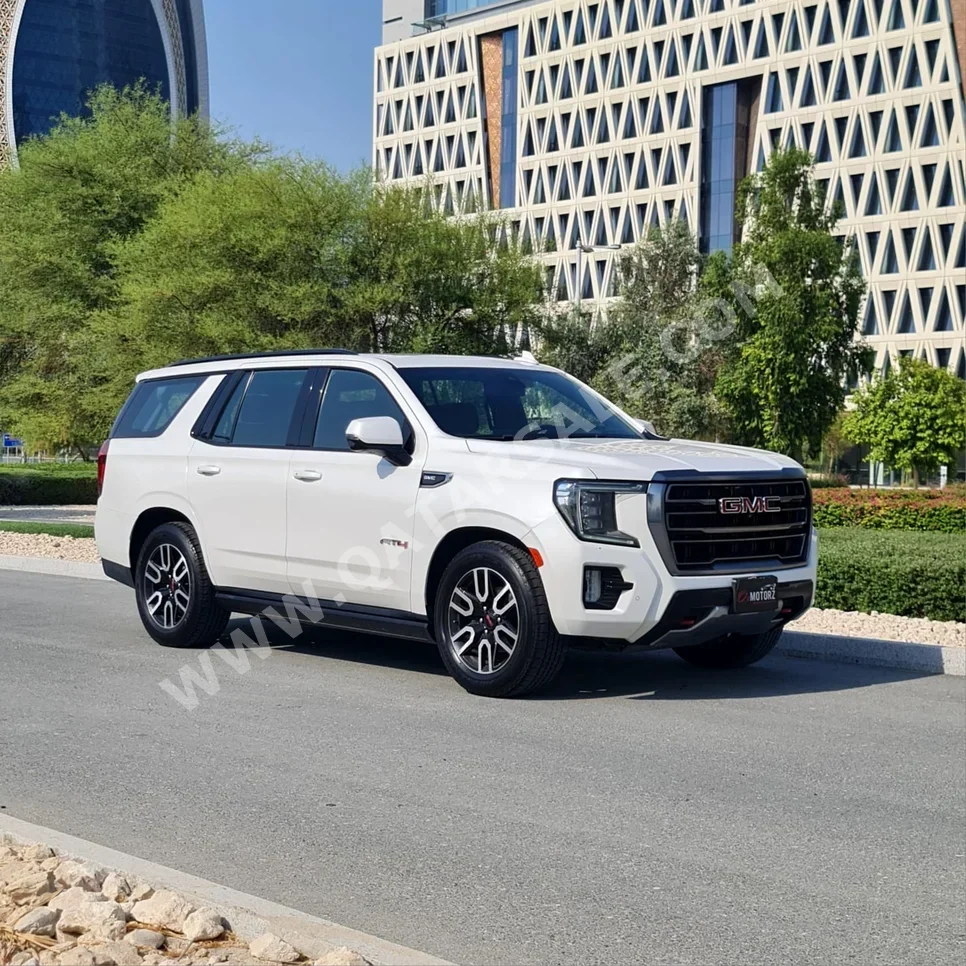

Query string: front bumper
[525,512,818,647]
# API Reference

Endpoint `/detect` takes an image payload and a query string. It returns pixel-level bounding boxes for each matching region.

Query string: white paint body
[96,352,817,644]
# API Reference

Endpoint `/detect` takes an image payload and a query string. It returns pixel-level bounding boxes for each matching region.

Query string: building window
[699,81,753,255]
[500,28,519,209]
[425,0,507,18]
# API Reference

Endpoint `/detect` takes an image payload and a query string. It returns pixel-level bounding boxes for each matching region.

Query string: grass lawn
[0,461,97,476]
[0,521,95,539]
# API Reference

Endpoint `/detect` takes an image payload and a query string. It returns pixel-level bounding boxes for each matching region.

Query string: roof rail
[169,349,358,368]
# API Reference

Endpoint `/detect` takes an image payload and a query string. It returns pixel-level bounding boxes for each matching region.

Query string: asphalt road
[2,571,964,965]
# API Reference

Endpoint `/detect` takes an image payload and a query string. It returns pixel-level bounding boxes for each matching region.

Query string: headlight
[553,480,646,547]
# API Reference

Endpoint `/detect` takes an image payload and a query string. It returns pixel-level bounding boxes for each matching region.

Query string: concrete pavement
[0,504,95,525]
[1,570,963,965]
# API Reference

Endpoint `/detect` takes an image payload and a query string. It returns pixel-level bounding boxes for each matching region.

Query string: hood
[464,437,802,479]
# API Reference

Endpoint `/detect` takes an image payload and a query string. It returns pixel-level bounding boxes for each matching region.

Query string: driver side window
[313,369,410,451]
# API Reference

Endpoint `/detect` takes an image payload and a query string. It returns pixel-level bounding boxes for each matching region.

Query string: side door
[286,366,425,611]
[188,366,316,594]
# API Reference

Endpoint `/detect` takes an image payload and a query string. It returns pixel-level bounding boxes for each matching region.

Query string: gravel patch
[0,841,371,965]
[790,607,965,648]
[0,533,99,564]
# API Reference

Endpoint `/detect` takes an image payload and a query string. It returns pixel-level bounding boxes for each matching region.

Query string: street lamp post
[575,241,621,309]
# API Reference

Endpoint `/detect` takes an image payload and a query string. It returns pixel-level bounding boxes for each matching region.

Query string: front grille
[661,478,811,573]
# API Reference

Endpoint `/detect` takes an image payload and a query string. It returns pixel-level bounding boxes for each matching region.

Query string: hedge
[0,464,98,506]
[812,487,966,533]
[816,529,966,622]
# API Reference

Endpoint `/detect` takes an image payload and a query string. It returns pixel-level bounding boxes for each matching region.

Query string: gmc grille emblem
[718,496,782,515]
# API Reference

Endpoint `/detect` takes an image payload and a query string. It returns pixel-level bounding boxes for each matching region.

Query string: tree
[0,86,544,448]
[536,221,732,440]
[714,148,872,462]
[0,84,259,454]
[844,358,966,485]
[343,186,545,356]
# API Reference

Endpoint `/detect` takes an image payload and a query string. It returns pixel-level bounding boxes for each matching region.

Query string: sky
[204,0,382,172]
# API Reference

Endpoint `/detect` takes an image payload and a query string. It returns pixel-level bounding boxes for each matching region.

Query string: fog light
[583,567,634,610]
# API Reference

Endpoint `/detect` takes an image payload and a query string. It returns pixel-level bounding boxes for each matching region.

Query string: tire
[433,540,565,698]
[674,626,783,669]
[134,521,229,648]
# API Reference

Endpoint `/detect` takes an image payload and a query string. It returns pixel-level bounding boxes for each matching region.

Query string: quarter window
[314,369,409,450]
[229,369,310,448]
[112,375,206,439]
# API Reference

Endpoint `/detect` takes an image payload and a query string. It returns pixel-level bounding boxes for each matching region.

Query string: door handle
[196,465,221,477]
[293,470,322,483]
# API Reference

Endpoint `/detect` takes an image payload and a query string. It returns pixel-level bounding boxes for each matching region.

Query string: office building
[0,0,208,167]
[376,0,966,375]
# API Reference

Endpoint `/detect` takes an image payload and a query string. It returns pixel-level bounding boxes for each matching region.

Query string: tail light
[96,440,109,498]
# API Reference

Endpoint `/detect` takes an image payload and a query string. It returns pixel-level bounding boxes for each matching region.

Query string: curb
[777,630,965,676]
[0,554,107,581]
[0,813,455,966]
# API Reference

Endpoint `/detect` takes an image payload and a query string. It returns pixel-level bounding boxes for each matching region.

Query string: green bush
[812,487,966,533]
[0,463,97,505]
[816,529,966,622]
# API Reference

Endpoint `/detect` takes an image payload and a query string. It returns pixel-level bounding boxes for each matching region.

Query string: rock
[248,933,301,963]
[58,950,98,966]
[55,861,104,891]
[314,949,371,966]
[183,908,225,942]
[163,936,193,957]
[57,896,127,941]
[50,887,109,911]
[41,857,61,871]
[127,928,165,949]
[0,843,18,860]
[13,906,62,937]
[101,872,131,901]
[90,941,143,966]
[207,954,228,964]
[128,883,153,902]
[130,889,193,931]
[39,953,60,966]
[7,869,56,903]
[20,844,54,863]
[10,953,40,966]
[119,901,135,916]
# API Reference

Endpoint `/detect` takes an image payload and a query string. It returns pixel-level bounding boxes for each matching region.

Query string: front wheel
[674,626,783,669]
[433,541,565,698]
[134,521,229,648]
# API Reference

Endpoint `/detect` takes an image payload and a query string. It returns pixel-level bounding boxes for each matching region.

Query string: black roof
[169,349,358,368]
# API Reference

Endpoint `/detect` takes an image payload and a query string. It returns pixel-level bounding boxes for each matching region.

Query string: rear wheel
[433,541,565,698]
[134,521,229,648]
[674,626,783,669]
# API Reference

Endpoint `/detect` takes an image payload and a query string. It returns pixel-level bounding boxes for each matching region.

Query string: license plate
[732,576,779,614]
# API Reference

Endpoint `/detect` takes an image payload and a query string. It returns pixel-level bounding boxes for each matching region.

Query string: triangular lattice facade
[375,0,966,377]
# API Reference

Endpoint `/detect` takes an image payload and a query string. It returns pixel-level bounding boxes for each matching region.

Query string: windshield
[398,366,643,441]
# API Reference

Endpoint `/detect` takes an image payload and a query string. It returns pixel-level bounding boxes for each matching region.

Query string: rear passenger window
[113,376,205,439]
[230,369,309,448]
[314,369,409,450]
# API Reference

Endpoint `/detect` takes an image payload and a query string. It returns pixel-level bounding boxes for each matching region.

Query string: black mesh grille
[663,479,811,572]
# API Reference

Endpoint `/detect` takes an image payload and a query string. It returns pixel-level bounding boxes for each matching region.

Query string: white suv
[95,350,817,697]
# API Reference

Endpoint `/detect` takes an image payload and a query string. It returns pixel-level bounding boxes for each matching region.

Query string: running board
[214,588,434,643]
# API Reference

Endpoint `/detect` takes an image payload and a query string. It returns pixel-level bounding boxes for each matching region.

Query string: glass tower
[12,0,172,144]
[0,0,208,166]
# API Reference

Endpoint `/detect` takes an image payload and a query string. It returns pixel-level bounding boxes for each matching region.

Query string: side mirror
[346,416,412,466]
[631,418,668,440]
